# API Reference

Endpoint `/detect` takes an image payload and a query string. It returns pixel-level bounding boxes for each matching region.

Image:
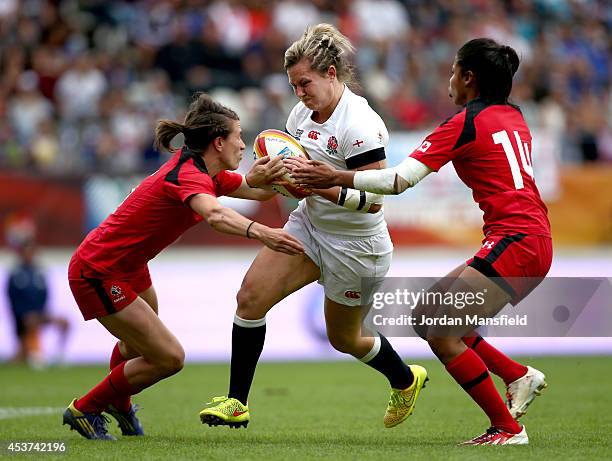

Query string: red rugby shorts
[68,254,152,320]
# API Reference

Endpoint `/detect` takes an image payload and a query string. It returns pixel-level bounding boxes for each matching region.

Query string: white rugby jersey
[286,86,389,236]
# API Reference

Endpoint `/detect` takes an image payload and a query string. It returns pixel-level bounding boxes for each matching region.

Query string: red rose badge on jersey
[326,136,339,156]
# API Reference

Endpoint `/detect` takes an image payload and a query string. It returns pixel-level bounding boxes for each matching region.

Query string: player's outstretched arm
[189,193,304,255]
[228,177,277,201]
[284,157,356,188]
[286,157,432,195]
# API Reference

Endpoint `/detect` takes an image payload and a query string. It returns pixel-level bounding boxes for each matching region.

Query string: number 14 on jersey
[492,130,534,190]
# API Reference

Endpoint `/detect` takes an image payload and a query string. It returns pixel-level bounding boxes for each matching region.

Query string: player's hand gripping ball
[253,129,310,199]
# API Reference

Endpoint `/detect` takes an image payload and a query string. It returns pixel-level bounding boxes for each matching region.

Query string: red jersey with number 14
[76,147,242,274]
[410,98,550,237]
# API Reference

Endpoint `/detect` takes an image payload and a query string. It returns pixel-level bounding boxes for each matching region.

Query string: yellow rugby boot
[199,396,249,428]
[384,365,428,428]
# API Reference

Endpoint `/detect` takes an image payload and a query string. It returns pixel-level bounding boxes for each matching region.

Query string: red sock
[110,342,127,369]
[109,343,132,409]
[463,335,528,385]
[446,348,521,434]
[76,362,136,413]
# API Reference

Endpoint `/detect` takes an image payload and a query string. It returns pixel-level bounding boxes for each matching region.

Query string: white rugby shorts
[284,206,393,306]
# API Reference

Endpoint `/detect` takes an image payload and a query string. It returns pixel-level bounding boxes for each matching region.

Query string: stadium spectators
[0,0,610,173]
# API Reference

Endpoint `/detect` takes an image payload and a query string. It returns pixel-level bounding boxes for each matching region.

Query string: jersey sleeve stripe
[452,99,488,150]
[345,147,386,169]
[191,150,209,173]
[165,149,190,185]
[438,110,460,127]
[164,147,208,185]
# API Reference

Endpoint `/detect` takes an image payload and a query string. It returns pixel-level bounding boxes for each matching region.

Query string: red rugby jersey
[410,99,550,237]
[77,147,243,274]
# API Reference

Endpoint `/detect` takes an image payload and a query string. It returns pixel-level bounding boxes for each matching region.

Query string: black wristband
[246,221,255,238]
[338,187,348,205]
[245,175,254,188]
[357,190,367,210]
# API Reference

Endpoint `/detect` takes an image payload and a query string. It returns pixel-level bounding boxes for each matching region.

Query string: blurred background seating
[0,0,609,175]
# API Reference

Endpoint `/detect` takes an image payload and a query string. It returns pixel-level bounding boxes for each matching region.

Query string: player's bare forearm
[189,194,304,254]
[206,207,304,254]
[204,205,254,237]
[330,170,356,188]
[244,187,277,201]
[311,187,340,202]
[228,179,277,201]
[284,157,356,189]
[189,193,253,237]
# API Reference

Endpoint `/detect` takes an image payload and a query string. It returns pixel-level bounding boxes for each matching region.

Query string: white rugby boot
[506,366,547,419]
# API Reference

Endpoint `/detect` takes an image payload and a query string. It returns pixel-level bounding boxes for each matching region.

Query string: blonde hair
[284,23,356,84]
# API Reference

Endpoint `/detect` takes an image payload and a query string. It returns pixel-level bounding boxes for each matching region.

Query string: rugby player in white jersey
[200,24,427,429]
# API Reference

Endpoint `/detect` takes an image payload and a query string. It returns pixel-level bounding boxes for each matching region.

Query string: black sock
[228,316,266,405]
[362,334,414,389]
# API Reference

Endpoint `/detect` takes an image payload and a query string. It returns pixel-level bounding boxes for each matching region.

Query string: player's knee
[157,345,185,377]
[120,341,139,360]
[426,336,461,359]
[236,284,268,319]
[327,331,359,355]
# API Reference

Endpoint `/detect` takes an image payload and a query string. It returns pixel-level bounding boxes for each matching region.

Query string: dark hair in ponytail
[154,92,239,153]
[456,38,520,103]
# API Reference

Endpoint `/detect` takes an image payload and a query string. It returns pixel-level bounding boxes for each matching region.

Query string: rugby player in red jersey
[287,38,551,445]
[62,93,305,440]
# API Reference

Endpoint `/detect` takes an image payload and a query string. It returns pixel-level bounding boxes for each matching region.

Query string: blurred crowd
[0,0,610,174]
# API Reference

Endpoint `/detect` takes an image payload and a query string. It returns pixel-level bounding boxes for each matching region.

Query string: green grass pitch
[1,356,611,460]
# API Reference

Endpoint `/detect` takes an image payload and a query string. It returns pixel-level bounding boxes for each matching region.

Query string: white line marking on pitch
[0,407,64,420]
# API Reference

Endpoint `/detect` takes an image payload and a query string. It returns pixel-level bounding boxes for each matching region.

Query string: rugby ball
[253,129,310,199]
